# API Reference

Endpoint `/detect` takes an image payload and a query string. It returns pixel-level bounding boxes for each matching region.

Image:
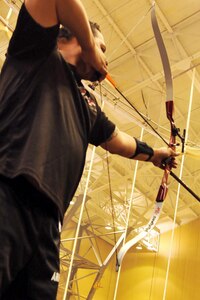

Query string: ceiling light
[136,244,142,250]
[105,225,112,230]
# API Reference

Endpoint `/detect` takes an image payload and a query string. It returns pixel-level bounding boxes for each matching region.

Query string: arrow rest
[170,125,186,153]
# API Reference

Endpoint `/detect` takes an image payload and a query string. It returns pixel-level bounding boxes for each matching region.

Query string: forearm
[103,133,154,161]
[101,129,178,168]
[57,0,107,77]
[56,0,95,51]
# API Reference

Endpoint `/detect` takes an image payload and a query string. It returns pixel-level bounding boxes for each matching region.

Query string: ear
[57,37,82,65]
[57,37,67,50]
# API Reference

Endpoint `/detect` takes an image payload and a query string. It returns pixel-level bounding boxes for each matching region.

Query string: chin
[80,73,97,82]
[78,67,100,82]
[86,71,101,82]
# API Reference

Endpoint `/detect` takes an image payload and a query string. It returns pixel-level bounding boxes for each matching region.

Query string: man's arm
[100,128,179,168]
[24,0,107,79]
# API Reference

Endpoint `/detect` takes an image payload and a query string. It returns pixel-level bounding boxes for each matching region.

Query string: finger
[170,149,181,157]
[161,157,178,169]
[168,158,178,168]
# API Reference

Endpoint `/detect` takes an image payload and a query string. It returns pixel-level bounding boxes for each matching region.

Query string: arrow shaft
[170,170,200,202]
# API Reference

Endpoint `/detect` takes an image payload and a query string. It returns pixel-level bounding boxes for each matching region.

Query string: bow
[116,3,175,268]
[105,3,196,269]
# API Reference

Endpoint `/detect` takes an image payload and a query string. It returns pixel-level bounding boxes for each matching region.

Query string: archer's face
[77,30,107,81]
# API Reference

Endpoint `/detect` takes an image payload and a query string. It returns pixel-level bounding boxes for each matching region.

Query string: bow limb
[151,3,177,150]
[117,201,162,268]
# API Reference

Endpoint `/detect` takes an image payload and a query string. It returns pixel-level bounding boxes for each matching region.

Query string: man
[0,0,178,299]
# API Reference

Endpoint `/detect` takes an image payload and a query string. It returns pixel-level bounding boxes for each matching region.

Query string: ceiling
[1,0,200,253]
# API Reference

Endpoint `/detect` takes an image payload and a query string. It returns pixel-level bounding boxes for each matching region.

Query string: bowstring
[98,82,118,263]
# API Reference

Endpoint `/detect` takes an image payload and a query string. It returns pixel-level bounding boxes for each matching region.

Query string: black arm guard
[130,138,154,161]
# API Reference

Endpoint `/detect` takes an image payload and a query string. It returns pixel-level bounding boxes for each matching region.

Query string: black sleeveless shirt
[0,4,115,218]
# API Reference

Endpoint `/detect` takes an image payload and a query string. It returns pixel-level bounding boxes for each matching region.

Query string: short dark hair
[58,21,101,41]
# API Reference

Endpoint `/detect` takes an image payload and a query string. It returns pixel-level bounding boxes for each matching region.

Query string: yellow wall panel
[116,218,200,300]
[57,218,200,299]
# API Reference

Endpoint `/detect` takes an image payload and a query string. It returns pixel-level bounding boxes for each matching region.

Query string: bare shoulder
[24,0,58,27]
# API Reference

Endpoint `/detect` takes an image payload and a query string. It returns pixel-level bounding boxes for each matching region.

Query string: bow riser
[166,101,174,123]
[156,178,169,202]
[166,101,178,150]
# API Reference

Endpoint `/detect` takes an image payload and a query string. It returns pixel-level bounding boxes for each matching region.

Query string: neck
[59,50,77,65]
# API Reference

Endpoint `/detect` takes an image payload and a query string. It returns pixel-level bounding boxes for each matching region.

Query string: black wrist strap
[130,138,154,161]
